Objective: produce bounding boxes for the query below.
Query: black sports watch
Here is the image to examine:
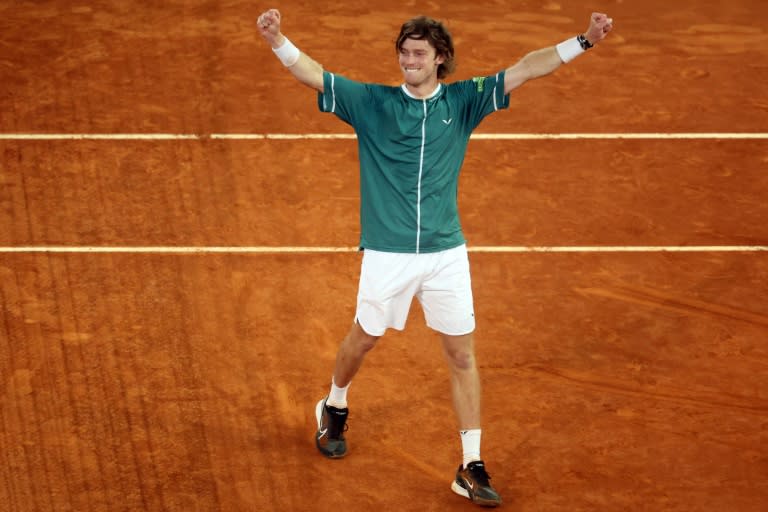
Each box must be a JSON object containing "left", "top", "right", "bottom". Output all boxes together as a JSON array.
[{"left": 577, "top": 34, "right": 593, "bottom": 50}]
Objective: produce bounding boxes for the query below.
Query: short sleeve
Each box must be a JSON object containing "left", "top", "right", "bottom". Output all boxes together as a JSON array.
[
  {"left": 451, "top": 71, "right": 510, "bottom": 130},
  {"left": 317, "top": 71, "right": 370, "bottom": 126}
]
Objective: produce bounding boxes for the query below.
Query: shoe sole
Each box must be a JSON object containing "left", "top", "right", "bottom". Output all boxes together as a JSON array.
[
  {"left": 451, "top": 480, "right": 470, "bottom": 499},
  {"left": 315, "top": 398, "right": 325, "bottom": 430},
  {"left": 451, "top": 480, "right": 501, "bottom": 508}
]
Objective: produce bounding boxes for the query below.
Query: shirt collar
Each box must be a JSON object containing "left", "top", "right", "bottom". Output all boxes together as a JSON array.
[{"left": 400, "top": 82, "right": 442, "bottom": 100}]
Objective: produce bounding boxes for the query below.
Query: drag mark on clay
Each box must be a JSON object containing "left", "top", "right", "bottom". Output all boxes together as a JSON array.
[
  {"left": 521, "top": 365, "right": 768, "bottom": 415},
  {"left": 574, "top": 285, "right": 768, "bottom": 327},
  {"left": 389, "top": 445, "right": 448, "bottom": 483}
]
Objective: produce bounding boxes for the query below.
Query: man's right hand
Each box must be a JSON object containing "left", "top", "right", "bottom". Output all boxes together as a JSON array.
[{"left": 258, "top": 8, "right": 285, "bottom": 47}]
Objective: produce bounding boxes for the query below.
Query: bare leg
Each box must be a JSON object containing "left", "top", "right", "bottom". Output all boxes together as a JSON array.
[
  {"left": 440, "top": 332, "right": 481, "bottom": 430},
  {"left": 332, "top": 321, "right": 380, "bottom": 387},
  {"left": 316, "top": 322, "right": 378, "bottom": 458}
]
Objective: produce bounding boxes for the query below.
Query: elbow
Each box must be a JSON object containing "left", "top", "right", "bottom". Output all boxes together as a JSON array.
[
  {"left": 309, "top": 64, "right": 324, "bottom": 92},
  {"left": 524, "top": 48, "right": 560, "bottom": 79},
  {"left": 519, "top": 56, "right": 537, "bottom": 81}
]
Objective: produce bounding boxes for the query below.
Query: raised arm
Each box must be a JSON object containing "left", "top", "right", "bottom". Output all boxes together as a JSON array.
[
  {"left": 504, "top": 12, "right": 613, "bottom": 94},
  {"left": 258, "top": 9, "right": 324, "bottom": 92}
]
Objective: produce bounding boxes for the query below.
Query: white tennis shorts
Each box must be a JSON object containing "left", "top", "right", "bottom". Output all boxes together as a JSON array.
[{"left": 355, "top": 244, "right": 475, "bottom": 336}]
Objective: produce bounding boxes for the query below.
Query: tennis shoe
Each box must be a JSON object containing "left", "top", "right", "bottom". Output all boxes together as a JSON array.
[
  {"left": 451, "top": 460, "right": 502, "bottom": 507},
  {"left": 315, "top": 397, "right": 348, "bottom": 458}
]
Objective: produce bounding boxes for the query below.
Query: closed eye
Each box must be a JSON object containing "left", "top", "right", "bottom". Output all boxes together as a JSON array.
[{"left": 400, "top": 49, "right": 428, "bottom": 58}]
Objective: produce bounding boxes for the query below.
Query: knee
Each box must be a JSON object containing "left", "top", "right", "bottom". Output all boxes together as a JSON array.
[
  {"left": 445, "top": 346, "right": 475, "bottom": 371},
  {"left": 441, "top": 333, "right": 476, "bottom": 371},
  {"left": 345, "top": 325, "right": 380, "bottom": 354},
  {"left": 354, "top": 335, "right": 379, "bottom": 354}
]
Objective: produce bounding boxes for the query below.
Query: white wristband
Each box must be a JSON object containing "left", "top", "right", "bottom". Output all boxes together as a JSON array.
[
  {"left": 272, "top": 37, "right": 300, "bottom": 67},
  {"left": 555, "top": 36, "right": 585, "bottom": 64}
]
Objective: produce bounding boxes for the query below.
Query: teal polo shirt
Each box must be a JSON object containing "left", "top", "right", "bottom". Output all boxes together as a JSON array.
[{"left": 318, "top": 70, "right": 509, "bottom": 253}]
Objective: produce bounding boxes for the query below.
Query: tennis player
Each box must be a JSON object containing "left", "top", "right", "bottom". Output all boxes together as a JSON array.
[{"left": 257, "top": 9, "right": 613, "bottom": 507}]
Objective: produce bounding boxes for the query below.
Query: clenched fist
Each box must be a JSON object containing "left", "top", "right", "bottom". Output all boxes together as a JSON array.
[
  {"left": 584, "top": 12, "right": 613, "bottom": 45},
  {"left": 257, "top": 8, "right": 283, "bottom": 45}
]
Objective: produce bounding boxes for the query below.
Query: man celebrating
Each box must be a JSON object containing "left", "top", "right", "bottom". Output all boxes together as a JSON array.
[{"left": 257, "top": 8, "right": 612, "bottom": 507}]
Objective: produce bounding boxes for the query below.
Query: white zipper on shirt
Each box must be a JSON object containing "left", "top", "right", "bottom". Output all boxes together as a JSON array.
[
  {"left": 399, "top": 83, "right": 441, "bottom": 254},
  {"left": 416, "top": 98, "right": 427, "bottom": 254}
]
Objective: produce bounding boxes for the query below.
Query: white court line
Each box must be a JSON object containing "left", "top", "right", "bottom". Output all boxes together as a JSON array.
[
  {"left": 1, "top": 133, "right": 768, "bottom": 140},
  {"left": 470, "top": 133, "right": 768, "bottom": 140},
  {"left": 0, "top": 133, "right": 201, "bottom": 140},
  {"left": 0, "top": 246, "right": 356, "bottom": 253},
  {"left": 1, "top": 134, "right": 763, "bottom": 254},
  {"left": 0, "top": 246, "right": 765, "bottom": 254}
]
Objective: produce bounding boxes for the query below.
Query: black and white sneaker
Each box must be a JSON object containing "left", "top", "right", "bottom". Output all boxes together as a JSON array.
[
  {"left": 314, "top": 397, "right": 348, "bottom": 458},
  {"left": 451, "top": 460, "right": 502, "bottom": 507}
]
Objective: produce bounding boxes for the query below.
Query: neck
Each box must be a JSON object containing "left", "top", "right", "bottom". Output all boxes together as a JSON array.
[{"left": 403, "top": 80, "right": 441, "bottom": 99}]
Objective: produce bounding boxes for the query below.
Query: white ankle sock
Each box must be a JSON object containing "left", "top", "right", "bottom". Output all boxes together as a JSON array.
[
  {"left": 327, "top": 378, "right": 350, "bottom": 408},
  {"left": 460, "top": 429, "right": 482, "bottom": 468}
]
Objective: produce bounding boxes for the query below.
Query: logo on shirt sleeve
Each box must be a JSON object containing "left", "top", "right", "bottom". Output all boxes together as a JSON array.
[{"left": 472, "top": 76, "right": 486, "bottom": 92}]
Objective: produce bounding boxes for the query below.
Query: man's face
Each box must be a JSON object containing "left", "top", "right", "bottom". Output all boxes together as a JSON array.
[{"left": 398, "top": 37, "right": 445, "bottom": 86}]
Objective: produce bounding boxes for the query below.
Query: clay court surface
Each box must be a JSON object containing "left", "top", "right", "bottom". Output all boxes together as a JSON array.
[{"left": 1, "top": 1, "right": 767, "bottom": 511}]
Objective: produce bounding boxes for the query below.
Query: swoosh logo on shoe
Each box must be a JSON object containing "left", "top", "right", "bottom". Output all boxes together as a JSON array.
[{"left": 319, "top": 428, "right": 327, "bottom": 438}]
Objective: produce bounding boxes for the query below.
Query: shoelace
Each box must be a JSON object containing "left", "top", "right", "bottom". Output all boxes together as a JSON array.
[
  {"left": 328, "top": 421, "right": 349, "bottom": 439},
  {"left": 326, "top": 409, "right": 349, "bottom": 439},
  {"left": 467, "top": 464, "right": 492, "bottom": 486}
]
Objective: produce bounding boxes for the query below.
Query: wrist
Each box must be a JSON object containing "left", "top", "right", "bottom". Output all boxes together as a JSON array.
[
  {"left": 272, "top": 36, "right": 300, "bottom": 67},
  {"left": 555, "top": 35, "right": 589, "bottom": 63},
  {"left": 270, "top": 34, "right": 286, "bottom": 50},
  {"left": 577, "top": 34, "right": 593, "bottom": 50}
]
